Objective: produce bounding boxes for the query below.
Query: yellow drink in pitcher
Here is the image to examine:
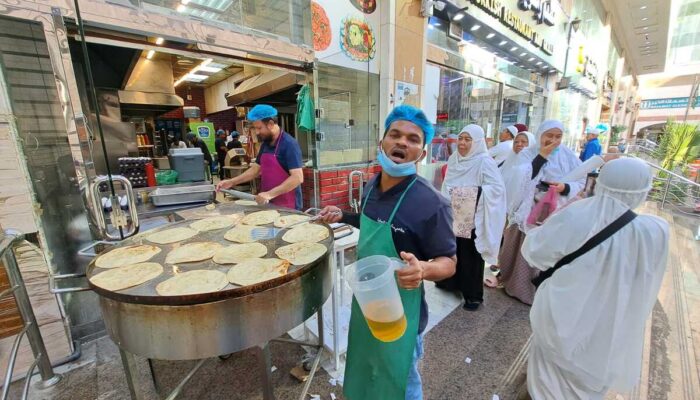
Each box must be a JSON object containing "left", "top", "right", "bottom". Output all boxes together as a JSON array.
[{"left": 363, "top": 300, "right": 407, "bottom": 342}]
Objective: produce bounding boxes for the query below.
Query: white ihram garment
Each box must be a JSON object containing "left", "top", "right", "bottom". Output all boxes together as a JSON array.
[
  {"left": 442, "top": 125, "right": 507, "bottom": 265},
  {"left": 522, "top": 158, "right": 669, "bottom": 400}
]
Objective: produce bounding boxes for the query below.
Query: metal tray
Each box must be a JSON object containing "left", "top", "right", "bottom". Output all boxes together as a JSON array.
[{"left": 150, "top": 184, "right": 215, "bottom": 206}]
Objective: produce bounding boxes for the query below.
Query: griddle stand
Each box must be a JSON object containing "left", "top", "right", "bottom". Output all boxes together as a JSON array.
[{"left": 119, "top": 308, "right": 325, "bottom": 400}]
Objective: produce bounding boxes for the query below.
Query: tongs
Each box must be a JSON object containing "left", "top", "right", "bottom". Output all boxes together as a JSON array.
[{"left": 251, "top": 208, "right": 341, "bottom": 240}]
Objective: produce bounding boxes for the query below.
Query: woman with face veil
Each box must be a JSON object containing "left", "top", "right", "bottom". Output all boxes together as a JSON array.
[
  {"left": 437, "top": 124, "right": 506, "bottom": 310},
  {"left": 498, "top": 120, "right": 585, "bottom": 305}
]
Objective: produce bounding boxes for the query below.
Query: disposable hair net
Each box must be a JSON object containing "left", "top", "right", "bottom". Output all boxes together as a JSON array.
[
  {"left": 384, "top": 105, "right": 435, "bottom": 148},
  {"left": 247, "top": 104, "right": 278, "bottom": 121},
  {"left": 595, "top": 157, "right": 652, "bottom": 209}
]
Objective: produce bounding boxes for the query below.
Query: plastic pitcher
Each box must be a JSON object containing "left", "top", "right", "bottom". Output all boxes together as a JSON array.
[{"left": 346, "top": 255, "right": 406, "bottom": 342}]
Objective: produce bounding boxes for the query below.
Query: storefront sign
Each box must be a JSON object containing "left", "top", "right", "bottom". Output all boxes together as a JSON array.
[
  {"left": 640, "top": 97, "right": 700, "bottom": 110},
  {"left": 517, "top": 0, "right": 557, "bottom": 26},
  {"left": 470, "top": 0, "right": 556, "bottom": 55},
  {"left": 575, "top": 45, "right": 598, "bottom": 85}
]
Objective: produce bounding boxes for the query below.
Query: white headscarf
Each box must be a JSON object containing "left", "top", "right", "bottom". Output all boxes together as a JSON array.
[
  {"left": 510, "top": 120, "right": 585, "bottom": 231},
  {"left": 523, "top": 157, "right": 668, "bottom": 394},
  {"left": 442, "top": 125, "right": 506, "bottom": 264},
  {"left": 500, "top": 131, "right": 536, "bottom": 220}
]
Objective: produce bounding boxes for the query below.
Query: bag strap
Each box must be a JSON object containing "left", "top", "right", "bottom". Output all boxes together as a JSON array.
[{"left": 533, "top": 209, "right": 637, "bottom": 287}]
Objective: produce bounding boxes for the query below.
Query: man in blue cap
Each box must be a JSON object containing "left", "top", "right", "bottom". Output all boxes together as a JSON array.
[
  {"left": 580, "top": 127, "right": 602, "bottom": 162},
  {"left": 319, "top": 105, "right": 457, "bottom": 400},
  {"left": 216, "top": 105, "right": 303, "bottom": 209}
]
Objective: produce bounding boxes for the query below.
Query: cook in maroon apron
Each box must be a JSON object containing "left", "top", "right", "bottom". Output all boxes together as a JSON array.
[{"left": 259, "top": 132, "right": 297, "bottom": 209}]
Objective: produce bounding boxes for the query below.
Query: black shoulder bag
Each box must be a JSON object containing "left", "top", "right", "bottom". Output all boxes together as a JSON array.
[{"left": 531, "top": 210, "right": 637, "bottom": 288}]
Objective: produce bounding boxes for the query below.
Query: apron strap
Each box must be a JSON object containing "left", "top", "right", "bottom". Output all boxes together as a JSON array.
[
  {"left": 361, "top": 176, "right": 418, "bottom": 223},
  {"left": 273, "top": 131, "right": 284, "bottom": 156}
]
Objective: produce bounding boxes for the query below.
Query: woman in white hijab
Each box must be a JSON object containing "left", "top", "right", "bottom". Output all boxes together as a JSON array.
[
  {"left": 437, "top": 125, "right": 506, "bottom": 310},
  {"left": 498, "top": 120, "right": 585, "bottom": 305},
  {"left": 522, "top": 157, "right": 668, "bottom": 400}
]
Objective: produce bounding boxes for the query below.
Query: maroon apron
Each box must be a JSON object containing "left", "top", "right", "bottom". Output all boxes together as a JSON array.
[{"left": 260, "top": 132, "right": 297, "bottom": 209}]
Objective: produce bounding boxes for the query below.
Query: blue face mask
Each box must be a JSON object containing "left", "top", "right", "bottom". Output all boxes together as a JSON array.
[
  {"left": 377, "top": 148, "right": 418, "bottom": 177},
  {"left": 552, "top": 147, "right": 560, "bottom": 155}
]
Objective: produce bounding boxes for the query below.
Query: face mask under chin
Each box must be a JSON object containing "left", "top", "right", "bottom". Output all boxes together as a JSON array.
[{"left": 377, "top": 148, "right": 420, "bottom": 177}]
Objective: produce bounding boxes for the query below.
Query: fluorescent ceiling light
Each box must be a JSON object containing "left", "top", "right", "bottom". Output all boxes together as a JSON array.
[
  {"left": 199, "top": 66, "right": 223, "bottom": 73},
  {"left": 146, "top": 50, "right": 155, "bottom": 59},
  {"left": 640, "top": 5, "right": 647, "bottom": 10},
  {"left": 453, "top": 13, "right": 465, "bottom": 21},
  {"left": 155, "top": 37, "right": 164, "bottom": 45},
  {"left": 510, "top": 46, "right": 518, "bottom": 51},
  {"left": 486, "top": 33, "right": 495, "bottom": 39},
  {"left": 642, "top": 17, "right": 648, "bottom": 21},
  {"left": 536, "top": 61, "right": 542, "bottom": 65},
  {"left": 520, "top": 52, "right": 527, "bottom": 56},
  {"left": 470, "top": 25, "right": 481, "bottom": 31},
  {"left": 176, "top": 4, "right": 186, "bottom": 12},
  {"left": 528, "top": 57, "right": 535, "bottom": 61},
  {"left": 499, "top": 41, "right": 507, "bottom": 46},
  {"left": 643, "top": 26, "right": 648, "bottom": 30}
]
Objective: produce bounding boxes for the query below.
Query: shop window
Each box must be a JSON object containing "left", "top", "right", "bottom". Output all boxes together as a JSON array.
[{"left": 315, "top": 63, "right": 379, "bottom": 168}]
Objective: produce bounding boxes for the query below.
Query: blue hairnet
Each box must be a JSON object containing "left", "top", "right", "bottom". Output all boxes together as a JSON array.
[
  {"left": 247, "top": 104, "right": 278, "bottom": 121},
  {"left": 230, "top": 130, "right": 240, "bottom": 138},
  {"left": 384, "top": 105, "right": 435, "bottom": 147},
  {"left": 216, "top": 129, "right": 225, "bottom": 136},
  {"left": 595, "top": 123, "right": 609, "bottom": 132}
]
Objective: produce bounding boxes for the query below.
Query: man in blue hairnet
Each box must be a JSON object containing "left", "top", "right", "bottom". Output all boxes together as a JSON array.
[
  {"left": 216, "top": 105, "right": 303, "bottom": 209},
  {"left": 318, "top": 105, "right": 456, "bottom": 400}
]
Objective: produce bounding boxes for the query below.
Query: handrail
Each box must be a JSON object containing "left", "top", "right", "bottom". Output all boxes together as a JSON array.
[{"left": 0, "top": 229, "right": 61, "bottom": 397}]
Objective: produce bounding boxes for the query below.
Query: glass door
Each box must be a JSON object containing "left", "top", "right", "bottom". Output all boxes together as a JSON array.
[{"left": 501, "top": 86, "right": 532, "bottom": 129}]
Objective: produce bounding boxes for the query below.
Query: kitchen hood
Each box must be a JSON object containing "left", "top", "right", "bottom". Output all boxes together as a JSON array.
[
  {"left": 226, "top": 69, "right": 305, "bottom": 107},
  {"left": 118, "top": 57, "right": 183, "bottom": 111}
]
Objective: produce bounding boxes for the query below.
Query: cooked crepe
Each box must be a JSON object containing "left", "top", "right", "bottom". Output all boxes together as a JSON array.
[
  {"left": 95, "top": 245, "right": 161, "bottom": 269},
  {"left": 213, "top": 243, "right": 268, "bottom": 264},
  {"left": 223, "top": 224, "right": 257, "bottom": 243},
  {"left": 241, "top": 210, "right": 280, "bottom": 226},
  {"left": 189, "top": 215, "right": 241, "bottom": 232},
  {"left": 90, "top": 262, "right": 163, "bottom": 291},
  {"left": 165, "top": 242, "right": 223, "bottom": 264},
  {"left": 234, "top": 200, "right": 258, "bottom": 206},
  {"left": 273, "top": 214, "right": 310, "bottom": 228},
  {"left": 275, "top": 242, "right": 327, "bottom": 266},
  {"left": 147, "top": 227, "right": 198, "bottom": 244},
  {"left": 282, "top": 223, "right": 329, "bottom": 243},
  {"left": 226, "top": 258, "right": 290, "bottom": 286},
  {"left": 155, "top": 270, "right": 228, "bottom": 296}
]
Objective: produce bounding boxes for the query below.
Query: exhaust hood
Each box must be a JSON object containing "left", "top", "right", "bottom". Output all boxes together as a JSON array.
[
  {"left": 226, "top": 69, "right": 305, "bottom": 107},
  {"left": 118, "top": 57, "right": 184, "bottom": 111}
]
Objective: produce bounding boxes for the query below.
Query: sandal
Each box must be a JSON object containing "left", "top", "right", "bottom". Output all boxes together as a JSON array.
[{"left": 484, "top": 275, "right": 499, "bottom": 288}]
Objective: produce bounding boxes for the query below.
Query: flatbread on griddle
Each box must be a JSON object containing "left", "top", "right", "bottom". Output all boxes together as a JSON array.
[
  {"left": 223, "top": 224, "right": 257, "bottom": 243},
  {"left": 165, "top": 242, "right": 223, "bottom": 264},
  {"left": 155, "top": 270, "right": 228, "bottom": 296},
  {"left": 273, "top": 214, "right": 310, "bottom": 228},
  {"left": 189, "top": 214, "right": 241, "bottom": 232},
  {"left": 282, "top": 223, "right": 329, "bottom": 243},
  {"left": 241, "top": 210, "right": 280, "bottom": 226},
  {"left": 234, "top": 200, "right": 258, "bottom": 206},
  {"left": 213, "top": 243, "right": 268, "bottom": 264},
  {"left": 95, "top": 245, "right": 161, "bottom": 269},
  {"left": 147, "top": 227, "right": 198, "bottom": 244},
  {"left": 275, "top": 242, "right": 327, "bottom": 266},
  {"left": 90, "top": 262, "right": 163, "bottom": 291},
  {"left": 226, "top": 258, "right": 290, "bottom": 287}
]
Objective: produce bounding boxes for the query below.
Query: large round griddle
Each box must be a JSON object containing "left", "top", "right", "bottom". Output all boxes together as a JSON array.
[
  {"left": 87, "top": 203, "right": 332, "bottom": 305},
  {"left": 88, "top": 203, "right": 334, "bottom": 360}
]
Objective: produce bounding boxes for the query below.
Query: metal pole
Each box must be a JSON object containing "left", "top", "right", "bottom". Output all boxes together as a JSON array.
[
  {"left": 1, "top": 230, "right": 61, "bottom": 388},
  {"left": 255, "top": 343, "right": 275, "bottom": 400},
  {"left": 684, "top": 74, "right": 698, "bottom": 123},
  {"left": 661, "top": 175, "right": 673, "bottom": 209}
]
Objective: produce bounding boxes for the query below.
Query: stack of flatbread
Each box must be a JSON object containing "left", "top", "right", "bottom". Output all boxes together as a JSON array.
[
  {"left": 213, "top": 243, "right": 268, "bottom": 264},
  {"left": 95, "top": 245, "right": 161, "bottom": 269},
  {"left": 90, "top": 263, "right": 163, "bottom": 291},
  {"left": 275, "top": 242, "right": 327, "bottom": 266},
  {"left": 147, "top": 227, "right": 198, "bottom": 244},
  {"left": 227, "top": 258, "right": 290, "bottom": 286},
  {"left": 165, "top": 242, "right": 222, "bottom": 264},
  {"left": 282, "top": 224, "right": 329, "bottom": 243},
  {"left": 241, "top": 210, "right": 280, "bottom": 225},
  {"left": 155, "top": 270, "right": 229, "bottom": 296}
]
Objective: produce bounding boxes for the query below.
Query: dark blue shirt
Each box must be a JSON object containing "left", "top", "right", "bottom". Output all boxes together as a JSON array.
[
  {"left": 341, "top": 173, "right": 457, "bottom": 333},
  {"left": 580, "top": 137, "right": 602, "bottom": 162},
  {"left": 256, "top": 132, "right": 303, "bottom": 210}
]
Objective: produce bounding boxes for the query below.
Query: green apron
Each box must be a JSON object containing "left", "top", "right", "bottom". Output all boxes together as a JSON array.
[{"left": 343, "top": 178, "right": 422, "bottom": 400}]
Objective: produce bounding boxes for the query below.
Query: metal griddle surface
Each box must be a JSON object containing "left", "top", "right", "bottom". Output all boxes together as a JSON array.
[{"left": 86, "top": 203, "right": 333, "bottom": 306}]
